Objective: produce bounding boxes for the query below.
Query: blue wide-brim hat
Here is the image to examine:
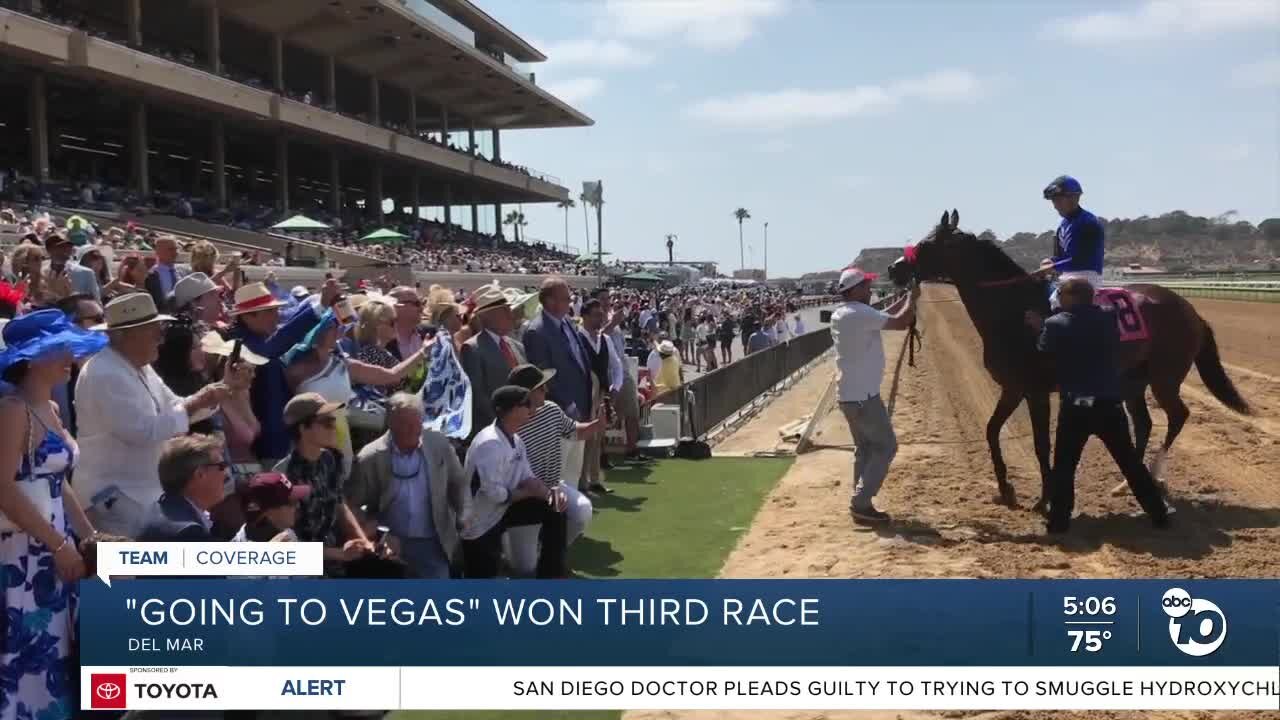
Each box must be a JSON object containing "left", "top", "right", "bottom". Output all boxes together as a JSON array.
[
  {"left": 0, "top": 309, "right": 108, "bottom": 377},
  {"left": 283, "top": 309, "right": 338, "bottom": 366}
]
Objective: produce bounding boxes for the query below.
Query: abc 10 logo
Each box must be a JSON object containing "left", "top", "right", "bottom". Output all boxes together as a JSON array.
[{"left": 1161, "top": 587, "right": 1227, "bottom": 657}]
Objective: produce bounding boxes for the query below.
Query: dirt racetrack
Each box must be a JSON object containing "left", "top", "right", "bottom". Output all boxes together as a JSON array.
[{"left": 628, "top": 285, "right": 1280, "bottom": 720}]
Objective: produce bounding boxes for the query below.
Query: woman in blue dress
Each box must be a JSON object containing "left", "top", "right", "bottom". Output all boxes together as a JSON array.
[{"left": 0, "top": 310, "right": 106, "bottom": 720}]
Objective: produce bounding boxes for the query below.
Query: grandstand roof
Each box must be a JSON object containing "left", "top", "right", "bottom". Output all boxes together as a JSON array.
[{"left": 193, "top": 0, "right": 588, "bottom": 130}]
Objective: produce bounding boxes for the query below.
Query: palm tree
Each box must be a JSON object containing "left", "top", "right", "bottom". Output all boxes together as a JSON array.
[
  {"left": 733, "top": 207, "right": 751, "bottom": 270},
  {"left": 556, "top": 197, "right": 576, "bottom": 251},
  {"left": 503, "top": 209, "right": 528, "bottom": 243}
]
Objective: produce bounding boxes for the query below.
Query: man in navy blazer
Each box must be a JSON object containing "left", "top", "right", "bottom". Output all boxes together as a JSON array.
[
  {"left": 522, "top": 278, "right": 593, "bottom": 421},
  {"left": 137, "top": 435, "right": 229, "bottom": 541}
]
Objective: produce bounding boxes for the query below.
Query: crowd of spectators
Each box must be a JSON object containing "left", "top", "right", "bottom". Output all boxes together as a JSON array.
[{"left": 1, "top": 208, "right": 834, "bottom": 717}]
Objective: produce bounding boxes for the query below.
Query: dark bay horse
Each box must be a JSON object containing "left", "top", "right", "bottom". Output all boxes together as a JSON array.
[{"left": 887, "top": 210, "right": 1251, "bottom": 512}]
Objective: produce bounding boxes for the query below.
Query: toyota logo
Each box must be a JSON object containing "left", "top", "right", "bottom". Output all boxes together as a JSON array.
[{"left": 95, "top": 682, "right": 122, "bottom": 700}]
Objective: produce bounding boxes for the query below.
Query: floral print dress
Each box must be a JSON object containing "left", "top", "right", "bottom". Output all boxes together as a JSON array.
[{"left": 0, "top": 414, "right": 78, "bottom": 720}]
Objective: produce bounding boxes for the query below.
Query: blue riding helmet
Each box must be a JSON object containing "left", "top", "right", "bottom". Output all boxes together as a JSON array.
[{"left": 1043, "top": 175, "right": 1083, "bottom": 199}]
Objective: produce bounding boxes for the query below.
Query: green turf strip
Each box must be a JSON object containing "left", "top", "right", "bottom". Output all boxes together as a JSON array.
[{"left": 391, "top": 457, "right": 792, "bottom": 720}]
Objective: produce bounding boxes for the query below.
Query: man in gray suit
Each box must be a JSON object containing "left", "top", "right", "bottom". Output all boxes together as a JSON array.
[
  {"left": 460, "top": 286, "right": 526, "bottom": 439},
  {"left": 347, "top": 393, "right": 468, "bottom": 578},
  {"left": 523, "top": 278, "right": 592, "bottom": 421}
]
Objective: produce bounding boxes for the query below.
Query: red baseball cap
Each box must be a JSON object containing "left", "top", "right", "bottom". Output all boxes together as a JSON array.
[{"left": 242, "top": 472, "right": 310, "bottom": 513}]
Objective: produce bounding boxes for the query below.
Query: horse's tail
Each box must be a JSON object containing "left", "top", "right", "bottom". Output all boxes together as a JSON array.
[{"left": 1195, "top": 324, "right": 1250, "bottom": 415}]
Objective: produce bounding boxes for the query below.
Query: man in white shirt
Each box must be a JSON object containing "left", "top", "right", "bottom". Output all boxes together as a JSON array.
[
  {"left": 461, "top": 385, "right": 569, "bottom": 578},
  {"left": 793, "top": 314, "right": 806, "bottom": 336},
  {"left": 75, "top": 293, "right": 229, "bottom": 536},
  {"left": 830, "top": 267, "right": 919, "bottom": 524}
]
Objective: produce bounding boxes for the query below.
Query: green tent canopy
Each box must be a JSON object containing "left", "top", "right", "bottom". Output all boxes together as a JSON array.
[
  {"left": 576, "top": 251, "right": 611, "bottom": 262},
  {"left": 622, "top": 271, "right": 663, "bottom": 284},
  {"left": 359, "top": 228, "right": 409, "bottom": 244},
  {"left": 271, "top": 215, "right": 330, "bottom": 231}
]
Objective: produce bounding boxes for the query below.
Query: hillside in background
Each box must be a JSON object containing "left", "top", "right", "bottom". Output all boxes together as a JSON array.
[{"left": 844, "top": 211, "right": 1280, "bottom": 275}]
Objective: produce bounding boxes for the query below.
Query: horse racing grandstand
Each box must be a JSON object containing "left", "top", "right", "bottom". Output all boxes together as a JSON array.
[{"left": 0, "top": 0, "right": 590, "bottom": 277}]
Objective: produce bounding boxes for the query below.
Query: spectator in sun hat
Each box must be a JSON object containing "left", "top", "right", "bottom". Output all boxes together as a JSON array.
[
  {"left": 229, "top": 279, "right": 339, "bottom": 464},
  {"left": 74, "top": 292, "right": 231, "bottom": 537},
  {"left": 170, "top": 272, "right": 223, "bottom": 325},
  {"left": 0, "top": 309, "right": 106, "bottom": 720},
  {"left": 232, "top": 471, "right": 310, "bottom": 543},
  {"left": 462, "top": 284, "right": 524, "bottom": 438}
]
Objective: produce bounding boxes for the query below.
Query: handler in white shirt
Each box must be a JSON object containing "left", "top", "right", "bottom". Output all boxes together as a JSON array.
[
  {"left": 829, "top": 268, "right": 919, "bottom": 525},
  {"left": 74, "top": 293, "right": 228, "bottom": 536}
]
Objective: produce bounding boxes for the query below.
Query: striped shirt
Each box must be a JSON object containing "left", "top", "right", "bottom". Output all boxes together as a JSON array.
[{"left": 520, "top": 401, "right": 576, "bottom": 487}]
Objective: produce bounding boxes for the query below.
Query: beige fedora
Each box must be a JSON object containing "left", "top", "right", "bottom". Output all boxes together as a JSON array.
[
  {"left": 229, "top": 282, "right": 288, "bottom": 316},
  {"left": 93, "top": 292, "right": 174, "bottom": 331},
  {"left": 200, "top": 331, "right": 268, "bottom": 366}
]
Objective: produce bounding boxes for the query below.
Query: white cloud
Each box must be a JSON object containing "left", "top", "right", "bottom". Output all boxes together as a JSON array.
[
  {"left": 756, "top": 138, "right": 792, "bottom": 154},
  {"left": 544, "top": 77, "right": 605, "bottom": 105},
  {"left": 1231, "top": 56, "right": 1280, "bottom": 88},
  {"left": 541, "top": 38, "right": 655, "bottom": 69},
  {"left": 1206, "top": 142, "right": 1253, "bottom": 162},
  {"left": 1047, "top": 0, "right": 1279, "bottom": 45},
  {"left": 599, "top": 0, "right": 789, "bottom": 51},
  {"left": 685, "top": 69, "right": 985, "bottom": 131}
]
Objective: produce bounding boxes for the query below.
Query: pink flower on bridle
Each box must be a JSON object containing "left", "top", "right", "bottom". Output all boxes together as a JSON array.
[{"left": 903, "top": 245, "right": 918, "bottom": 264}]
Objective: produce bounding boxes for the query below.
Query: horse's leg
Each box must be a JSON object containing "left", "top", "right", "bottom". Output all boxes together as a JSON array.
[
  {"left": 987, "top": 387, "right": 1022, "bottom": 506},
  {"left": 1148, "top": 380, "right": 1190, "bottom": 498},
  {"left": 1112, "top": 391, "right": 1155, "bottom": 497},
  {"left": 1024, "top": 391, "right": 1053, "bottom": 515}
]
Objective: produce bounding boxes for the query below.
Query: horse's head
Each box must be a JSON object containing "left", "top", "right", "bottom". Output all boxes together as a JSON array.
[{"left": 888, "top": 208, "right": 977, "bottom": 287}]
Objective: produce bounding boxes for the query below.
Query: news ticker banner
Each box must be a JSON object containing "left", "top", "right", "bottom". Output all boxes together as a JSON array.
[{"left": 78, "top": 573, "right": 1278, "bottom": 711}]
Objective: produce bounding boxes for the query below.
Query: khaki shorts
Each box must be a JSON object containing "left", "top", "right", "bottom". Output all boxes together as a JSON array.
[{"left": 614, "top": 371, "right": 640, "bottom": 420}]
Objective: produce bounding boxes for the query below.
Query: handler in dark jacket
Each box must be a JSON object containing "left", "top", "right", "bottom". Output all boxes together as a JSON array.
[
  {"left": 1025, "top": 278, "right": 1169, "bottom": 534},
  {"left": 137, "top": 435, "right": 229, "bottom": 541}
]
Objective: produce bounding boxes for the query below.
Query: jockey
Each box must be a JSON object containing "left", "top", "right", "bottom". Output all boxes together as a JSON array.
[{"left": 1041, "top": 175, "right": 1104, "bottom": 310}]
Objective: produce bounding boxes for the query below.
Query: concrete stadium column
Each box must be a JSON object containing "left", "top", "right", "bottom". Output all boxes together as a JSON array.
[
  {"left": 325, "top": 56, "right": 337, "bottom": 110},
  {"left": 130, "top": 100, "right": 149, "bottom": 195},
  {"left": 28, "top": 73, "right": 49, "bottom": 183},
  {"left": 369, "top": 77, "right": 380, "bottom": 124},
  {"left": 275, "top": 135, "right": 289, "bottom": 213},
  {"left": 492, "top": 128, "right": 501, "bottom": 161},
  {"left": 407, "top": 94, "right": 417, "bottom": 138},
  {"left": 440, "top": 107, "right": 449, "bottom": 141},
  {"left": 468, "top": 123, "right": 476, "bottom": 154},
  {"left": 211, "top": 120, "right": 226, "bottom": 209},
  {"left": 205, "top": 1, "right": 221, "bottom": 74},
  {"left": 410, "top": 174, "right": 421, "bottom": 219},
  {"left": 329, "top": 152, "right": 341, "bottom": 215},
  {"left": 271, "top": 34, "right": 284, "bottom": 93},
  {"left": 126, "top": 0, "right": 141, "bottom": 47},
  {"left": 443, "top": 183, "right": 452, "bottom": 227},
  {"left": 370, "top": 163, "right": 384, "bottom": 220},
  {"left": 470, "top": 204, "right": 478, "bottom": 233},
  {"left": 494, "top": 202, "right": 502, "bottom": 244}
]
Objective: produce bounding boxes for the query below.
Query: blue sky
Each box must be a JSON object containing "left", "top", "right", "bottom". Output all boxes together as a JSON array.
[{"left": 487, "top": 0, "right": 1279, "bottom": 277}]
